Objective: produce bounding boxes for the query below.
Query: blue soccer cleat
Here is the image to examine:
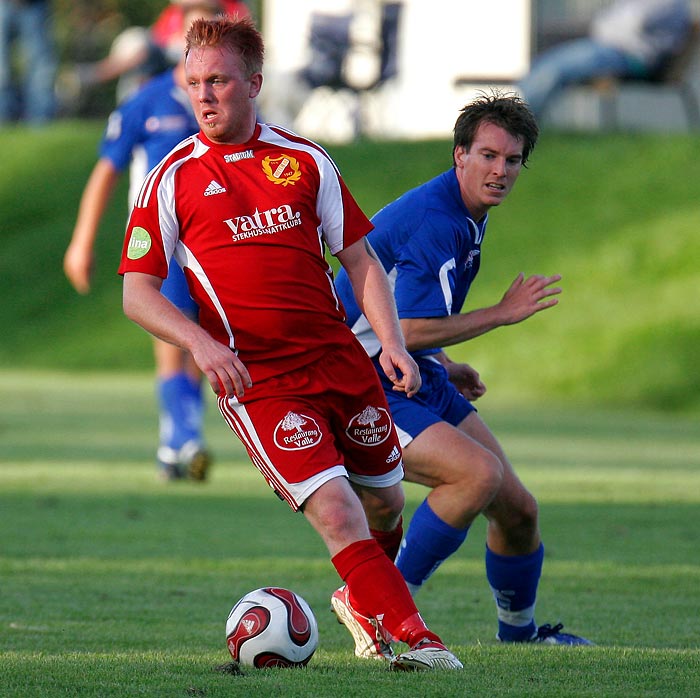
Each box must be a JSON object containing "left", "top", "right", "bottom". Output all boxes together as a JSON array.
[
  {"left": 498, "top": 622, "right": 594, "bottom": 645},
  {"left": 529, "top": 623, "right": 594, "bottom": 646}
]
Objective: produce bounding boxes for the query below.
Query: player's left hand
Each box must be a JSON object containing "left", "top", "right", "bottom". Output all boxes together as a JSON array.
[
  {"left": 447, "top": 362, "right": 486, "bottom": 401},
  {"left": 378, "top": 346, "right": 421, "bottom": 398},
  {"left": 498, "top": 272, "right": 562, "bottom": 324},
  {"left": 63, "top": 241, "right": 94, "bottom": 294}
]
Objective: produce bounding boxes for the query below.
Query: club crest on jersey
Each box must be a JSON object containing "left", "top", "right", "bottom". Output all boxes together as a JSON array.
[
  {"left": 262, "top": 154, "right": 301, "bottom": 186},
  {"left": 274, "top": 411, "right": 323, "bottom": 450},
  {"left": 346, "top": 406, "right": 392, "bottom": 446}
]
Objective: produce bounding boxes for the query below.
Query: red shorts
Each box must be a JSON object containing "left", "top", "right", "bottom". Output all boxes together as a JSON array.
[{"left": 217, "top": 341, "right": 404, "bottom": 511}]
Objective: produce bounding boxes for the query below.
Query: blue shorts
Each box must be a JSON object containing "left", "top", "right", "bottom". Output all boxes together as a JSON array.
[
  {"left": 161, "top": 260, "right": 198, "bottom": 316},
  {"left": 375, "top": 354, "right": 476, "bottom": 448}
]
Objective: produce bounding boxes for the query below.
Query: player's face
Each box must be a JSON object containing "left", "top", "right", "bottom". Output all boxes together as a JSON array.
[
  {"left": 185, "top": 45, "right": 262, "bottom": 144},
  {"left": 454, "top": 121, "right": 524, "bottom": 222}
]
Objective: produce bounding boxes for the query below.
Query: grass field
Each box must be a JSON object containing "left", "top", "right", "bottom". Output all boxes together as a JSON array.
[
  {"left": 2, "top": 370, "right": 699, "bottom": 697},
  {"left": 2, "top": 120, "right": 699, "bottom": 695}
]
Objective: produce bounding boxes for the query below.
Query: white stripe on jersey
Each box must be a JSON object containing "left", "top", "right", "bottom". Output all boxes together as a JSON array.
[
  {"left": 467, "top": 216, "right": 485, "bottom": 245},
  {"left": 259, "top": 123, "right": 350, "bottom": 314},
  {"left": 132, "top": 136, "right": 207, "bottom": 267},
  {"left": 135, "top": 152, "right": 165, "bottom": 209},
  {"left": 134, "top": 135, "right": 203, "bottom": 209},
  {"left": 128, "top": 145, "right": 147, "bottom": 210},
  {"left": 263, "top": 123, "right": 341, "bottom": 175},
  {"left": 439, "top": 258, "right": 457, "bottom": 315},
  {"left": 173, "top": 242, "right": 238, "bottom": 352}
]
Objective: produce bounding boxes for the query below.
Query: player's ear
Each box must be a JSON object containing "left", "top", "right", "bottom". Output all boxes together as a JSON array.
[
  {"left": 453, "top": 145, "right": 467, "bottom": 168},
  {"left": 249, "top": 72, "right": 263, "bottom": 98}
]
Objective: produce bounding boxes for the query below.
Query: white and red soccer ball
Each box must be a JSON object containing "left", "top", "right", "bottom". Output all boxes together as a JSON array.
[{"left": 225, "top": 587, "right": 318, "bottom": 668}]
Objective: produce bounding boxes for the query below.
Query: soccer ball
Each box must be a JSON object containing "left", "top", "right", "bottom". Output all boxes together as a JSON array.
[{"left": 225, "top": 587, "right": 319, "bottom": 668}]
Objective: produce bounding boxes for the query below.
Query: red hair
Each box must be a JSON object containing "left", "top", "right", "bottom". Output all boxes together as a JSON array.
[{"left": 185, "top": 15, "right": 264, "bottom": 77}]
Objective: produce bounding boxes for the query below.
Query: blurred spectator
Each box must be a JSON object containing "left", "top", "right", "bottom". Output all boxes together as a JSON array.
[
  {"left": 518, "top": 0, "right": 692, "bottom": 119},
  {"left": 66, "top": 0, "right": 248, "bottom": 104},
  {"left": 0, "top": 0, "right": 57, "bottom": 125}
]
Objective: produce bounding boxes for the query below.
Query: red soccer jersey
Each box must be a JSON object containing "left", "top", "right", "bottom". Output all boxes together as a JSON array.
[{"left": 118, "top": 123, "right": 373, "bottom": 385}]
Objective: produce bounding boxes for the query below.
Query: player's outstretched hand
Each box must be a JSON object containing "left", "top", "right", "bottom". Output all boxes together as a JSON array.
[
  {"left": 498, "top": 272, "right": 562, "bottom": 325},
  {"left": 378, "top": 345, "right": 421, "bottom": 398}
]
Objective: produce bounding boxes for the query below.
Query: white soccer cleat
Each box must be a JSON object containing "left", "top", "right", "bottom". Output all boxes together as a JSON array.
[
  {"left": 330, "top": 585, "right": 395, "bottom": 660},
  {"left": 390, "top": 639, "right": 463, "bottom": 671}
]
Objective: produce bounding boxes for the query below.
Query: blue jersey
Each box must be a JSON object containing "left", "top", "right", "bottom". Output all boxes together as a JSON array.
[
  {"left": 100, "top": 69, "right": 198, "bottom": 207},
  {"left": 100, "top": 69, "right": 198, "bottom": 312},
  {"left": 335, "top": 168, "right": 488, "bottom": 358}
]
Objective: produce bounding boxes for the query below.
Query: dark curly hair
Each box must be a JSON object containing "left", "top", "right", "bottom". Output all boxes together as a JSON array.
[{"left": 453, "top": 90, "right": 539, "bottom": 166}]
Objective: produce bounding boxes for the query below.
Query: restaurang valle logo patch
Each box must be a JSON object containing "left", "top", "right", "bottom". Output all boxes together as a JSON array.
[
  {"left": 274, "top": 411, "right": 322, "bottom": 450},
  {"left": 346, "top": 406, "right": 392, "bottom": 446}
]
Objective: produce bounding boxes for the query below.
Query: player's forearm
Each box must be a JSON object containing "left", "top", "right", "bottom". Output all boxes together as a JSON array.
[
  {"left": 122, "top": 273, "right": 202, "bottom": 353},
  {"left": 71, "top": 161, "right": 120, "bottom": 247},
  {"left": 355, "top": 257, "right": 407, "bottom": 351},
  {"left": 401, "top": 304, "right": 506, "bottom": 352}
]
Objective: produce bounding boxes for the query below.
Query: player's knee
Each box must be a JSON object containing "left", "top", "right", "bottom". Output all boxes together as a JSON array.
[
  {"left": 447, "top": 449, "right": 503, "bottom": 515},
  {"left": 358, "top": 485, "right": 404, "bottom": 530},
  {"left": 519, "top": 492, "right": 539, "bottom": 533},
  {"left": 504, "top": 492, "right": 540, "bottom": 541},
  {"left": 365, "top": 494, "right": 404, "bottom": 531},
  {"left": 470, "top": 449, "right": 505, "bottom": 502}
]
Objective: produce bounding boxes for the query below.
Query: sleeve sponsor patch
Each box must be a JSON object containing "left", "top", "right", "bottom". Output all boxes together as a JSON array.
[{"left": 126, "top": 227, "right": 152, "bottom": 259}]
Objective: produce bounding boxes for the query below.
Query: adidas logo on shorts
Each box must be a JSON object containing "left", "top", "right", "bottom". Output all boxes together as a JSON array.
[
  {"left": 385, "top": 445, "right": 401, "bottom": 464},
  {"left": 204, "top": 180, "right": 226, "bottom": 196}
]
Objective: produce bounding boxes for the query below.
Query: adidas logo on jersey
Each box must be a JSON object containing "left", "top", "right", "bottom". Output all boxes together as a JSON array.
[
  {"left": 386, "top": 445, "right": 401, "bottom": 464},
  {"left": 204, "top": 180, "right": 226, "bottom": 196}
]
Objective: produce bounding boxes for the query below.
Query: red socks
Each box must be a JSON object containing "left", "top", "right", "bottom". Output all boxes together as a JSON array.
[
  {"left": 370, "top": 515, "right": 403, "bottom": 562},
  {"left": 331, "top": 538, "right": 442, "bottom": 647}
]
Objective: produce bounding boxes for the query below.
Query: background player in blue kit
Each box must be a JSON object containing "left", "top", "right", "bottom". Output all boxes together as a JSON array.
[
  {"left": 64, "top": 1, "right": 222, "bottom": 481},
  {"left": 334, "top": 92, "right": 593, "bottom": 648}
]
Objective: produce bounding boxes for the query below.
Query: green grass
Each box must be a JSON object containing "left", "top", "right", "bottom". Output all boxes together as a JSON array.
[
  {"left": 2, "top": 121, "right": 699, "bottom": 693},
  {"left": 1, "top": 124, "right": 699, "bottom": 412},
  {"left": 2, "top": 370, "right": 699, "bottom": 696}
]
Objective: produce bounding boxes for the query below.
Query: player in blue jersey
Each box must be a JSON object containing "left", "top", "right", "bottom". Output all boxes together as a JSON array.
[
  {"left": 64, "top": 2, "right": 222, "bottom": 481},
  {"left": 334, "top": 92, "right": 593, "bottom": 648}
]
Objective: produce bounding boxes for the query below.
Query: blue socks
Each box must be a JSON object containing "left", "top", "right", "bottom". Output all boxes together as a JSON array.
[
  {"left": 486, "top": 542, "right": 544, "bottom": 641},
  {"left": 395, "top": 498, "right": 545, "bottom": 641},
  {"left": 395, "top": 499, "right": 469, "bottom": 594},
  {"left": 158, "top": 372, "right": 204, "bottom": 451}
]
